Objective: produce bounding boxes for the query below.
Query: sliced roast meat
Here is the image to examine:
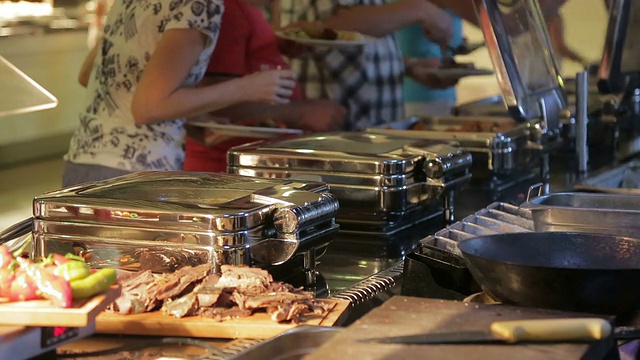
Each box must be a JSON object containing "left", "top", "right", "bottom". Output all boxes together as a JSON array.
[
  {"left": 108, "top": 264, "right": 329, "bottom": 323},
  {"left": 195, "top": 286, "right": 235, "bottom": 308},
  {"left": 161, "top": 292, "right": 199, "bottom": 319},
  {"left": 111, "top": 296, "right": 146, "bottom": 315},
  {"left": 216, "top": 265, "right": 272, "bottom": 294},
  {"left": 243, "top": 291, "right": 314, "bottom": 310},
  {"left": 199, "top": 306, "right": 252, "bottom": 322},
  {"left": 150, "top": 263, "right": 214, "bottom": 300}
]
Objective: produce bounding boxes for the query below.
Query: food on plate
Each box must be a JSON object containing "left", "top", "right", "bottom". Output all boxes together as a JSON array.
[
  {"left": 336, "top": 31, "right": 364, "bottom": 41},
  {"left": 108, "top": 264, "right": 331, "bottom": 323},
  {"left": 409, "top": 119, "right": 517, "bottom": 133},
  {"left": 282, "top": 23, "right": 364, "bottom": 42},
  {"left": 0, "top": 244, "right": 117, "bottom": 308}
]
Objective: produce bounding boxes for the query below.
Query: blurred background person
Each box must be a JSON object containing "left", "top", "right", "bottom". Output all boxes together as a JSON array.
[
  {"left": 397, "top": 8, "right": 465, "bottom": 116},
  {"left": 64, "top": 0, "right": 297, "bottom": 186},
  {"left": 86, "top": 0, "right": 113, "bottom": 48},
  {"left": 278, "top": 0, "right": 455, "bottom": 130},
  {"left": 546, "top": 11, "right": 588, "bottom": 70},
  {"left": 183, "top": 0, "right": 346, "bottom": 173}
]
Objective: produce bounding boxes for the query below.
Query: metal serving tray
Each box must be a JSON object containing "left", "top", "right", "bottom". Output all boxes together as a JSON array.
[
  {"left": 520, "top": 192, "right": 640, "bottom": 238},
  {"left": 228, "top": 132, "right": 472, "bottom": 232},
  {"left": 369, "top": 116, "right": 549, "bottom": 177},
  {"left": 32, "top": 172, "right": 340, "bottom": 276}
]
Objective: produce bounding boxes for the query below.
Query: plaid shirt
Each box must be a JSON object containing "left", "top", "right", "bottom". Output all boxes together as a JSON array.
[{"left": 280, "top": 0, "right": 405, "bottom": 130}]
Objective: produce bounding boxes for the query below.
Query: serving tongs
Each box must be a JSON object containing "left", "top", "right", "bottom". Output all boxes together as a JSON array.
[{"left": 0, "top": 217, "right": 32, "bottom": 247}]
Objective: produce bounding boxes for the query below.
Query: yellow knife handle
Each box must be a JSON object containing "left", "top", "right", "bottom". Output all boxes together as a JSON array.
[{"left": 490, "top": 318, "right": 612, "bottom": 343}]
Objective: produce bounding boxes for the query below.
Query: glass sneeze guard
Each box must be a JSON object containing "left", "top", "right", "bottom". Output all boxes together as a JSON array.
[{"left": 0, "top": 55, "right": 57, "bottom": 118}]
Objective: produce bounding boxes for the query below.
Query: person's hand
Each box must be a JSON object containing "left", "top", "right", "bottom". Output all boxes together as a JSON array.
[
  {"left": 405, "top": 57, "right": 461, "bottom": 89},
  {"left": 237, "top": 69, "right": 297, "bottom": 104},
  {"left": 291, "top": 100, "right": 346, "bottom": 132},
  {"left": 421, "top": 6, "right": 454, "bottom": 50}
]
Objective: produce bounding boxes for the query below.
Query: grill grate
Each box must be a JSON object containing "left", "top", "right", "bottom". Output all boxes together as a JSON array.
[{"left": 421, "top": 202, "right": 534, "bottom": 255}]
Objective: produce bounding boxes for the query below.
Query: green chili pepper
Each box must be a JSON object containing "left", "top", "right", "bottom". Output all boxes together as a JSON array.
[
  {"left": 54, "top": 261, "right": 91, "bottom": 282},
  {"left": 70, "top": 268, "right": 117, "bottom": 299},
  {"left": 64, "top": 253, "right": 85, "bottom": 262}
]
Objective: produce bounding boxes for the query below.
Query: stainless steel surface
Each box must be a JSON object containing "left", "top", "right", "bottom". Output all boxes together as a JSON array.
[
  {"left": 575, "top": 159, "right": 640, "bottom": 194},
  {"left": 228, "top": 132, "right": 472, "bottom": 232},
  {"left": 0, "top": 55, "right": 57, "bottom": 118},
  {"left": 473, "top": 0, "right": 567, "bottom": 131},
  {"left": 576, "top": 71, "right": 590, "bottom": 173},
  {"left": 32, "top": 172, "right": 340, "bottom": 273},
  {"left": 521, "top": 192, "right": 640, "bottom": 237},
  {"left": 228, "top": 326, "right": 341, "bottom": 360},
  {"left": 331, "top": 261, "right": 403, "bottom": 307}
]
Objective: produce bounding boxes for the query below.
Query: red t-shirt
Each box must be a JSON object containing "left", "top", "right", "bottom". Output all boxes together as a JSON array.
[{"left": 184, "top": 0, "right": 302, "bottom": 172}]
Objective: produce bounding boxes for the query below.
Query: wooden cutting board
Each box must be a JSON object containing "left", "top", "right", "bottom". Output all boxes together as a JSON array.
[
  {"left": 0, "top": 285, "right": 121, "bottom": 328},
  {"left": 306, "top": 296, "right": 617, "bottom": 360},
  {"left": 96, "top": 298, "right": 350, "bottom": 339}
]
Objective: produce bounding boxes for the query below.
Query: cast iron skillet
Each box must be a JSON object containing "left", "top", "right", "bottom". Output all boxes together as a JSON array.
[{"left": 457, "top": 232, "right": 640, "bottom": 317}]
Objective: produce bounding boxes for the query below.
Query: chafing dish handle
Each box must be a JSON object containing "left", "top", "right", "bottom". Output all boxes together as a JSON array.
[
  {"left": 575, "top": 70, "right": 590, "bottom": 174},
  {"left": 273, "top": 193, "right": 340, "bottom": 234}
]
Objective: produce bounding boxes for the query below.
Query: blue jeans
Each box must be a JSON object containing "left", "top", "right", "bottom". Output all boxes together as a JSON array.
[{"left": 62, "top": 161, "right": 132, "bottom": 187}]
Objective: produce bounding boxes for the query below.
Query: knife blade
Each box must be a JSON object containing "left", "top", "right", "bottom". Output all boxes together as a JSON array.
[{"left": 363, "top": 318, "right": 612, "bottom": 345}]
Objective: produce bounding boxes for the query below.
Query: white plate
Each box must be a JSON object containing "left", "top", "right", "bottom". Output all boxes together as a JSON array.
[
  {"left": 424, "top": 67, "right": 494, "bottom": 80},
  {"left": 188, "top": 121, "right": 303, "bottom": 139},
  {"left": 275, "top": 30, "right": 373, "bottom": 48}
]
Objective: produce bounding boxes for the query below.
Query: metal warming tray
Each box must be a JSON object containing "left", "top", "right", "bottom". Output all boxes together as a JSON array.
[
  {"left": 575, "top": 160, "right": 640, "bottom": 194},
  {"left": 228, "top": 132, "right": 472, "bottom": 233},
  {"left": 520, "top": 192, "right": 640, "bottom": 238},
  {"left": 32, "top": 172, "right": 340, "bottom": 276},
  {"left": 368, "top": 116, "right": 558, "bottom": 179}
]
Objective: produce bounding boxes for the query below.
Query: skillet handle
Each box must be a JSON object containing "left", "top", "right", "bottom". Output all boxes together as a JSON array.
[
  {"left": 490, "top": 318, "right": 612, "bottom": 343},
  {"left": 525, "top": 182, "right": 550, "bottom": 202}
]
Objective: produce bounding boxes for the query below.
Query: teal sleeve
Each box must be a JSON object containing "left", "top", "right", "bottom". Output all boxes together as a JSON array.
[{"left": 397, "top": 10, "right": 463, "bottom": 102}]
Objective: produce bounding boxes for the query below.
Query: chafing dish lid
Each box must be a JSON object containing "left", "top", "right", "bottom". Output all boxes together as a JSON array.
[
  {"left": 228, "top": 132, "right": 469, "bottom": 176},
  {"left": 598, "top": 0, "right": 640, "bottom": 94},
  {"left": 33, "top": 172, "right": 337, "bottom": 233},
  {"left": 474, "top": 0, "right": 567, "bottom": 129}
]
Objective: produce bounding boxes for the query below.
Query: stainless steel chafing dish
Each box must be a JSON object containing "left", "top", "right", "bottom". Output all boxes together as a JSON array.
[
  {"left": 370, "top": 0, "right": 567, "bottom": 181},
  {"left": 520, "top": 190, "right": 640, "bottom": 238},
  {"left": 368, "top": 116, "right": 557, "bottom": 179},
  {"left": 227, "top": 132, "right": 472, "bottom": 233},
  {"left": 31, "top": 172, "right": 340, "bottom": 283}
]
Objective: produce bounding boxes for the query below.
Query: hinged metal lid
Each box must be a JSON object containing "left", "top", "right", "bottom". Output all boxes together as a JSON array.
[
  {"left": 474, "top": 0, "right": 567, "bottom": 130},
  {"left": 598, "top": 0, "right": 640, "bottom": 94},
  {"left": 33, "top": 172, "right": 338, "bottom": 234},
  {"left": 228, "top": 132, "right": 471, "bottom": 179}
]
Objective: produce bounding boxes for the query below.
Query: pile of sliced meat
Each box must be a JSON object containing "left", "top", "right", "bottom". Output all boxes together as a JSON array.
[{"left": 108, "top": 264, "right": 331, "bottom": 323}]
